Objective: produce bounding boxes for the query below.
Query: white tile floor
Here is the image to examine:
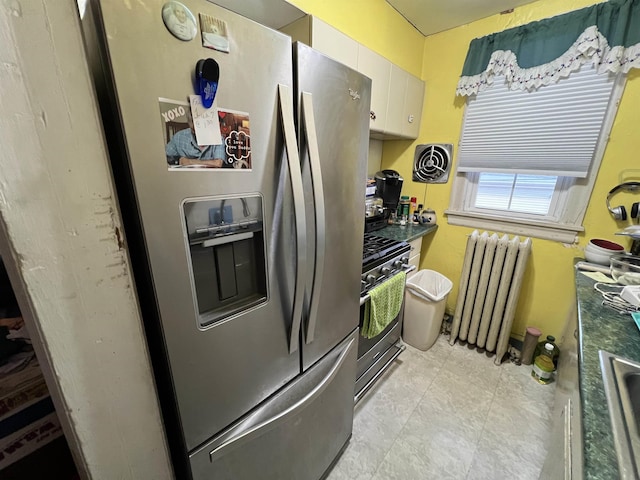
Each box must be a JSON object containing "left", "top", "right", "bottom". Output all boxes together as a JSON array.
[{"left": 327, "top": 334, "right": 556, "bottom": 480}]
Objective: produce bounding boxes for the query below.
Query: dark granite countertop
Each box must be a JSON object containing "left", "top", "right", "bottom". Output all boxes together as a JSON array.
[
  {"left": 370, "top": 223, "right": 437, "bottom": 243},
  {"left": 575, "top": 267, "right": 640, "bottom": 479}
]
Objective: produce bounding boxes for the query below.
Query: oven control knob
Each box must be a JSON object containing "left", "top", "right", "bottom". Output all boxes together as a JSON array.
[
  {"left": 365, "top": 274, "right": 376, "bottom": 285},
  {"left": 393, "top": 260, "right": 403, "bottom": 269},
  {"left": 381, "top": 266, "right": 391, "bottom": 276},
  {"left": 401, "top": 256, "right": 409, "bottom": 264}
]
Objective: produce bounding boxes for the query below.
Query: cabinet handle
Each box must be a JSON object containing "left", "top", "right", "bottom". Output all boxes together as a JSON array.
[
  {"left": 370, "top": 111, "right": 376, "bottom": 121},
  {"left": 407, "top": 114, "right": 414, "bottom": 124}
]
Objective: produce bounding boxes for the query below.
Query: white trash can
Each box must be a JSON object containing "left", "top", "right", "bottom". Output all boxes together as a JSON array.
[{"left": 403, "top": 269, "right": 453, "bottom": 351}]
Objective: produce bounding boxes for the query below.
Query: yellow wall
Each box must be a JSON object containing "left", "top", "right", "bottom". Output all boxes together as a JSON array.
[
  {"left": 290, "top": 0, "right": 640, "bottom": 341},
  {"left": 411, "top": 0, "right": 640, "bottom": 341},
  {"left": 288, "top": 0, "right": 424, "bottom": 75}
]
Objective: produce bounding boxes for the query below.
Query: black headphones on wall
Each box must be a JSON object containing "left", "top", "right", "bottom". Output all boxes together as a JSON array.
[{"left": 606, "top": 182, "right": 640, "bottom": 220}]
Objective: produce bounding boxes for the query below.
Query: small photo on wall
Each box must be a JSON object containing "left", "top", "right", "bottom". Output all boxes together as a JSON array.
[{"left": 199, "top": 13, "right": 230, "bottom": 53}]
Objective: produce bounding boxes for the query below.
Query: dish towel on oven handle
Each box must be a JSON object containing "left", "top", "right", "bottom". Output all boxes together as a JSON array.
[{"left": 363, "top": 271, "right": 406, "bottom": 339}]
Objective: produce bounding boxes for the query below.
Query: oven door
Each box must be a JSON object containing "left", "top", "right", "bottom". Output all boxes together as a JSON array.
[{"left": 354, "top": 267, "right": 414, "bottom": 402}]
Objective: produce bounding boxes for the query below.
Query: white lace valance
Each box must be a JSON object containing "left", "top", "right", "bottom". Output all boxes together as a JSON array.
[{"left": 456, "top": 26, "right": 640, "bottom": 96}]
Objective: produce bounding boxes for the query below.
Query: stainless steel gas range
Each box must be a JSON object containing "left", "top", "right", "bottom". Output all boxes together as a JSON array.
[{"left": 355, "top": 234, "right": 413, "bottom": 402}]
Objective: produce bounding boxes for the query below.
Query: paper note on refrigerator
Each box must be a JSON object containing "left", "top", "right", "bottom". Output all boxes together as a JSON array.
[{"left": 189, "top": 95, "right": 222, "bottom": 146}]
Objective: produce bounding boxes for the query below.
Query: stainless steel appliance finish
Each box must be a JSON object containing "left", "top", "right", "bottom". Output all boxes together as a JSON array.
[
  {"left": 356, "top": 234, "right": 411, "bottom": 401},
  {"left": 83, "top": 1, "right": 371, "bottom": 479},
  {"left": 190, "top": 331, "right": 358, "bottom": 479},
  {"left": 295, "top": 43, "right": 370, "bottom": 371},
  {"left": 599, "top": 350, "right": 640, "bottom": 480}
]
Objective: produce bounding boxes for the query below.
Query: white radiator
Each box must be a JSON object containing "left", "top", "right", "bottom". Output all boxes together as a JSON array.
[{"left": 450, "top": 230, "right": 532, "bottom": 365}]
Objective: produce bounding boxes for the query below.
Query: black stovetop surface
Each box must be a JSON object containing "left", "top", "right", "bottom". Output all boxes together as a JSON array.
[{"left": 362, "top": 233, "right": 409, "bottom": 272}]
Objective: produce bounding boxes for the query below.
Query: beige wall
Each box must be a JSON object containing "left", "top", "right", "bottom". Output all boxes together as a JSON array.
[{"left": 0, "top": 1, "right": 172, "bottom": 477}]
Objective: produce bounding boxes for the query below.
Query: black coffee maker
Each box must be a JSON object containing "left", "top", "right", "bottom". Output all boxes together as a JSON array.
[{"left": 374, "top": 170, "right": 404, "bottom": 220}]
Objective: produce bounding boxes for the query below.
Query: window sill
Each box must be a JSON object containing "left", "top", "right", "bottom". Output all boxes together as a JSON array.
[{"left": 444, "top": 210, "right": 582, "bottom": 243}]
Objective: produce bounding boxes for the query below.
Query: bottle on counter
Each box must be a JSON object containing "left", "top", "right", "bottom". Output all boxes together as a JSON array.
[
  {"left": 533, "top": 335, "right": 559, "bottom": 370},
  {"left": 398, "top": 196, "right": 410, "bottom": 222},
  {"left": 413, "top": 204, "right": 423, "bottom": 224},
  {"left": 410, "top": 197, "right": 417, "bottom": 217},
  {"left": 531, "top": 343, "right": 555, "bottom": 384}
]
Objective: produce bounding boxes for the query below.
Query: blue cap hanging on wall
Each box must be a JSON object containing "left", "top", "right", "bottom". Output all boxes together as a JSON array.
[{"left": 195, "top": 58, "right": 220, "bottom": 108}]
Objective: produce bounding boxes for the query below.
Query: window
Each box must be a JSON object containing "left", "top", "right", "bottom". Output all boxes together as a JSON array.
[
  {"left": 446, "top": 67, "right": 626, "bottom": 243},
  {"left": 474, "top": 173, "right": 558, "bottom": 215}
]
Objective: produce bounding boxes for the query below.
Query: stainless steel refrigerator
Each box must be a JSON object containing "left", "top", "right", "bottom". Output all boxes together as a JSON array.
[{"left": 81, "top": 1, "right": 371, "bottom": 479}]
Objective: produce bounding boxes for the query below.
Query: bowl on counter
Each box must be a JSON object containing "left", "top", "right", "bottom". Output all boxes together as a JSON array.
[
  {"left": 584, "top": 239, "right": 625, "bottom": 265},
  {"left": 610, "top": 254, "right": 640, "bottom": 285}
]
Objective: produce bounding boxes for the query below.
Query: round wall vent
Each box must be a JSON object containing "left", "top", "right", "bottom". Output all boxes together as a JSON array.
[{"left": 413, "top": 144, "right": 453, "bottom": 184}]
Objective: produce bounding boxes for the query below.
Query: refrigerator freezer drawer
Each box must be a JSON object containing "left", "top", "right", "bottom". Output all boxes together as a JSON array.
[{"left": 189, "top": 329, "right": 358, "bottom": 480}]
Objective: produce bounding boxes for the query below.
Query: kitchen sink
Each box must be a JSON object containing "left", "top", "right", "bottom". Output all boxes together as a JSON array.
[{"left": 599, "top": 350, "right": 640, "bottom": 479}]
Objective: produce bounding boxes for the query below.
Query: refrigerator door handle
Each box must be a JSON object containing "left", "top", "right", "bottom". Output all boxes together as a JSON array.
[
  {"left": 278, "top": 84, "right": 307, "bottom": 354},
  {"left": 207, "top": 336, "right": 355, "bottom": 464},
  {"left": 301, "top": 92, "right": 325, "bottom": 344}
]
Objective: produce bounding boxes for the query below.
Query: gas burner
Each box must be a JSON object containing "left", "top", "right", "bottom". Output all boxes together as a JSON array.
[{"left": 362, "top": 233, "right": 410, "bottom": 272}]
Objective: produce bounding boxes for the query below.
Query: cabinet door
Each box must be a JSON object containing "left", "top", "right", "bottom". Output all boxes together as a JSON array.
[
  {"left": 385, "top": 64, "right": 406, "bottom": 137},
  {"left": 402, "top": 73, "right": 425, "bottom": 139},
  {"left": 357, "top": 45, "right": 390, "bottom": 134},
  {"left": 407, "top": 237, "right": 422, "bottom": 273},
  {"left": 311, "top": 18, "right": 358, "bottom": 70}
]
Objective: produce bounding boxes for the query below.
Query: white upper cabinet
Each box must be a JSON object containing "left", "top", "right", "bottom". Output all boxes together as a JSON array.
[
  {"left": 403, "top": 72, "right": 425, "bottom": 139},
  {"left": 385, "top": 64, "right": 406, "bottom": 138},
  {"left": 372, "top": 63, "right": 425, "bottom": 140},
  {"left": 280, "top": 16, "right": 358, "bottom": 70},
  {"left": 280, "top": 15, "right": 424, "bottom": 140},
  {"left": 357, "top": 45, "right": 391, "bottom": 134},
  {"left": 311, "top": 19, "right": 358, "bottom": 70}
]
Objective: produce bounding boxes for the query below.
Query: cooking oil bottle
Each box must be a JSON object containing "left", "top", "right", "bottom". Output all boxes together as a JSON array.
[
  {"left": 533, "top": 335, "right": 560, "bottom": 370},
  {"left": 531, "top": 343, "right": 555, "bottom": 384}
]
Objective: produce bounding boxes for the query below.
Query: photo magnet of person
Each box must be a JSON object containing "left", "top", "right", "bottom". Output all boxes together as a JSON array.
[{"left": 196, "top": 58, "right": 220, "bottom": 108}]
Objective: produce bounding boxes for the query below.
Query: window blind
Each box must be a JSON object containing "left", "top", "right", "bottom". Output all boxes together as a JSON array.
[{"left": 457, "top": 67, "right": 616, "bottom": 178}]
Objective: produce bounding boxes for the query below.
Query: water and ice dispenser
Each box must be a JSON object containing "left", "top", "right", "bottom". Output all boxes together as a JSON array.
[{"left": 182, "top": 195, "right": 267, "bottom": 327}]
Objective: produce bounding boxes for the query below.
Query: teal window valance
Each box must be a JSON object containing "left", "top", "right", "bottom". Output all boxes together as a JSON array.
[{"left": 457, "top": 0, "right": 640, "bottom": 96}]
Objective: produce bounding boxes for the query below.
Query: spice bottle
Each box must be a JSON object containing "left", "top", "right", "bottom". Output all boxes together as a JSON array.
[
  {"left": 398, "top": 196, "right": 410, "bottom": 220},
  {"left": 531, "top": 343, "right": 555, "bottom": 384},
  {"left": 410, "top": 197, "right": 417, "bottom": 216},
  {"left": 413, "top": 204, "right": 423, "bottom": 224}
]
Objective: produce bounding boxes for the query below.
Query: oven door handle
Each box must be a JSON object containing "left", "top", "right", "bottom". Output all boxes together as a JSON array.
[
  {"left": 279, "top": 84, "right": 306, "bottom": 354},
  {"left": 360, "top": 265, "right": 416, "bottom": 306},
  {"left": 301, "top": 92, "right": 325, "bottom": 345}
]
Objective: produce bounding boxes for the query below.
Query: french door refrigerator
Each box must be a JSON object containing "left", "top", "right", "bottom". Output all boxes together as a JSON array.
[{"left": 82, "top": 1, "right": 371, "bottom": 479}]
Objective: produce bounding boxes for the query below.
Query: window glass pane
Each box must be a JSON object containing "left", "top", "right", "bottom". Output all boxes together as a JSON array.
[
  {"left": 475, "top": 173, "right": 557, "bottom": 215},
  {"left": 510, "top": 175, "right": 557, "bottom": 215},
  {"left": 475, "top": 173, "right": 514, "bottom": 210}
]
